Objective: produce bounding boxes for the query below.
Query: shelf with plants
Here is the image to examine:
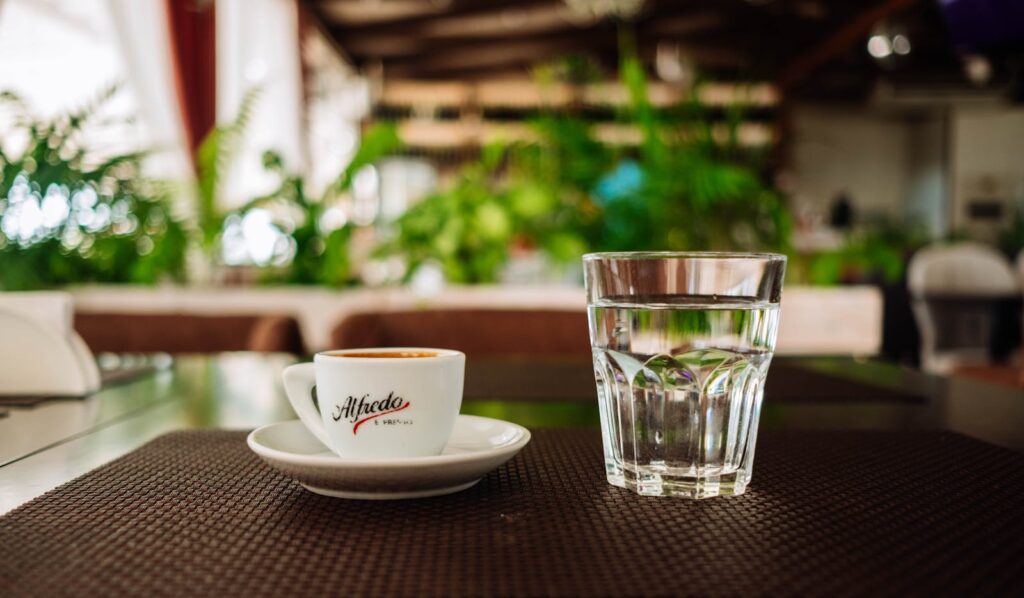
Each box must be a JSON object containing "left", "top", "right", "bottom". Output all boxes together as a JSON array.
[
  {"left": 369, "top": 60, "right": 780, "bottom": 170},
  {"left": 377, "top": 53, "right": 791, "bottom": 284}
]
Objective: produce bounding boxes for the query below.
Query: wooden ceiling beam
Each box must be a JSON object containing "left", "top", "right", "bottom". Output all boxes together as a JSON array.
[
  {"left": 319, "top": 0, "right": 722, "bottom": 48},
  {"left": 307, "top": 0, "right": 899, "bottom": 83},
  {"left": 376, "top": 32, "right": 749, "bottom": 79},
  {"left": 341, "top": 8, "right": 727, "bottom": 59},
  {"left": 348, "top": 21, "right": 616, "bottom": 61},
  {"left": 386, "top": 66, "right": 539, "bottom": 81},
  {"left": 383, "top": 49, "right": 749, "bottom": 80},
  {"left": 343, "top": 19, "right": 585, "bottom": 56},
  {"left": 645, "top": 12, "right": 725, "bottom": 37},
  {"left": 383, "top": 34, "right": 604, "bottom": 77},
  {"left": 345, "top": 12, "right": 747, "bottom": 69},
  {"left": 319, "top": 0, "right": 556, "bottom": 39},
  {"left": 300, "top": 1, "right": 357, "bottom": 68},
  {"left": 777, "top": 0, "right": 921, "bottom": 90},
  {"left": 316, "top": 0, "right": 449, "bottom": 25}
]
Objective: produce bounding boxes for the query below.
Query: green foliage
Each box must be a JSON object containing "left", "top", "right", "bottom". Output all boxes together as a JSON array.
[
  {"left": 804, "top": 223, "right": 927, "bottom": 286},
  {"left": 327, "top": 121, "right": 402, "bottom": 198},
  {"left": 191, "top": 86, "right": 399, "bottom": 286},
  {"left": 382, "top": 143, "right": 514, "bottom": 283},
  {"left": 195, "top": 87, "right": 260, "bottom": 252},
  {"left": 234, "top": 123, "right": 400, "bottom": 286},
  {"left": 0, "top": 86, "right": 187, "bottom": 290},
  {"left": 601, "top": 54, "right": 790, "bottom": 254}
]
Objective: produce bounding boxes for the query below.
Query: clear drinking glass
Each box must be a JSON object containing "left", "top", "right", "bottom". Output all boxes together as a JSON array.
[{"left": 583, "top": 252, "right": 786, "bottom": 499}]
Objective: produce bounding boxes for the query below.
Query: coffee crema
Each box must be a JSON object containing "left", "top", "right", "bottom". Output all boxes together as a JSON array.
[{"left": 325, "top": 350, "right": 439, "bottom": 359}]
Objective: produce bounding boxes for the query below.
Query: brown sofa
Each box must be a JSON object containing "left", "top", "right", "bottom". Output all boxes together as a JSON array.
[
  {"left": 330, "top": 309, "right": 591, "bottom": 359},
  {"left": 75, "top": 312, "right": 305, "bottom": 355}
]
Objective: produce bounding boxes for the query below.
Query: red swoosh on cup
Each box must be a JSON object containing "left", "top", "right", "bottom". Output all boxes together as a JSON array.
[{"left": 352, "top": 402, "right": 411, "bottom": 435}]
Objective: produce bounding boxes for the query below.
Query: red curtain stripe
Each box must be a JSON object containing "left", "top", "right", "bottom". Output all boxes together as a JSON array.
[{"left": 166, "top": 0, "right": 216, "bottom": 157}]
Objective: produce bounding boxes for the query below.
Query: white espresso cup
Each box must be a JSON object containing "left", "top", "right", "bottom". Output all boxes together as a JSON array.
[{"left": 282, "top": 348, "right": 465, "bottom": 459}]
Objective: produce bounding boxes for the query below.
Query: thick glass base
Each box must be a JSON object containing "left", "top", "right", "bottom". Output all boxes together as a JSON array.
[{"left": 606, "top": 462, "right": 749, "bottom": 499}]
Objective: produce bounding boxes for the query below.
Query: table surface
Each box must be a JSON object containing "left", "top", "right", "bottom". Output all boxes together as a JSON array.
[
  {"left": 5, "top": 427, "right": 1022, "bottom": 596},
  {"left": 2, "top": 353, "right": 1024, "bottom": 515}
]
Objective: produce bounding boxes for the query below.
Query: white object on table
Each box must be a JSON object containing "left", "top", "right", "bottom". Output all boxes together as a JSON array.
[
  {"left": 910, "top": 242, "right": 1018, "bottom": 296},
  {"left": 0, "top": 291, "right": 100, "bottom": 395}
]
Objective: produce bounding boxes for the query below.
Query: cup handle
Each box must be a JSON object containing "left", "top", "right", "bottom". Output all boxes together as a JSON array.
[{"left": 282, "top": 363, "right": 333, "bottom": 449}]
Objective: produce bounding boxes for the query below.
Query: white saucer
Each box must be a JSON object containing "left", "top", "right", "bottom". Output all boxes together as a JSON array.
[{"left": 247, "top": 415, "right": 531, "bottom": 499}]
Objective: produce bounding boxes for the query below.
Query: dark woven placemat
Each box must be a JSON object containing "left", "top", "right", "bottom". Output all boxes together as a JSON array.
[{"left": 2, "top": 429, "right": 1022, "bottom": 597}]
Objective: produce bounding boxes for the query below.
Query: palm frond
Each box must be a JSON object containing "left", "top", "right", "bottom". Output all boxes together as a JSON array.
[
  {"left": 195, "top": 86, "right": 262, "bottom": 248},
  {"left": 64, "top": 81, "right": 123, "bottom": 133}
]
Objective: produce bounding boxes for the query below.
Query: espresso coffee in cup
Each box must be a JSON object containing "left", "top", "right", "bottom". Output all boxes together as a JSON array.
[
  {"left": 282, "top": 348, "right": 464, "bottom": 459},
  {"left": 325, "top": 350, "right": 439, "bottom": 359}
]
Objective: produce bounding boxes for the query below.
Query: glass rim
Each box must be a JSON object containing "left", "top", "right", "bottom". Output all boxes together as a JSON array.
[{"left": 582, "top": 251, "right": 787, "bottom": 262}]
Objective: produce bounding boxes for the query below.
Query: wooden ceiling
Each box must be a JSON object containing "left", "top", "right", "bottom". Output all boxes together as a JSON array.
[{"left": 304, "top": 0, "right": 966, "bottom": 96}]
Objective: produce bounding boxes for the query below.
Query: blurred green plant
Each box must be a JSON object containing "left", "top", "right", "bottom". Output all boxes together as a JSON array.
[
  {"left": 0, "top": 48, "right": 794, "bottom": 290},
  {"left": 233, "top": 122, "right": 401, "bottom": 286},
  {"left": 600, "top": 53, "right": 790, "bottom": 253},
  {"left": 803, "top": 222, "right": 928, "bottom": 286},
  {"left": 192, "top": 85, "right": 399, "bottom": 285},
  {"left": 0, "top": 85, "right": 187, "bottom": 290},
  {"left": 382, "top": 48, "right": 790, "bottom": 283},
  {"left": 381, "top": 143, "right": 522, "bottom": 283},
  {"left": 194, "top": 87, "right": 260, "bottom": 256}
]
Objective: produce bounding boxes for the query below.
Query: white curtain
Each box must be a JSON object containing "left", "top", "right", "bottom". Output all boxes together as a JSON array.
[
  {"left": 107, "top": 0, "right": 194, "bottom": 187},
  {"left": 216, "top": 0, "right": 305, "bottom": 208},
  {"left": 304, "top": 30, "right": 369, "bottom": 198}
]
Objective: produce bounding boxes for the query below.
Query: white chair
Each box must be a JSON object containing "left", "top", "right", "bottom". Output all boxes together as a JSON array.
[{"left": 908, "top": 243, "right": 1020, "bottom": 374}]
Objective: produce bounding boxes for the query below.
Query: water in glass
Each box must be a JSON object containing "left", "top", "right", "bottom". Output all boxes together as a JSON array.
[{"left": 589, "top": 295, "right": 780, "bottom": 498}]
